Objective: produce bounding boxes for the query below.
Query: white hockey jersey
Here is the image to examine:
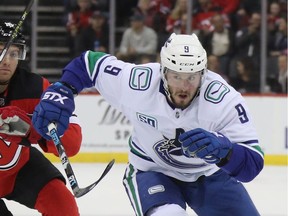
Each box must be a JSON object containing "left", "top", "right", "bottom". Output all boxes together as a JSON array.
[{"left": 62, "top": 51, "right": 264, "bottom": 182}]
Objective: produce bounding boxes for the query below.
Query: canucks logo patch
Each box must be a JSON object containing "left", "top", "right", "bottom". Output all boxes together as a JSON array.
[
  {"left": 153, "top": 128, "right": 205, "bottom": 169},
  {"left": 204, "top": 81, "right": 230, "bottom": 103},
  {"left": 129, "top": 66, "right": 152, "bottom": 91}
]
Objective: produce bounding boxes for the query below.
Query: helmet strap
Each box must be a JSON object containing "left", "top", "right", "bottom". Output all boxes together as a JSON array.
[{"left": 161, "top": 66, "right": 172, "bottom": 101}]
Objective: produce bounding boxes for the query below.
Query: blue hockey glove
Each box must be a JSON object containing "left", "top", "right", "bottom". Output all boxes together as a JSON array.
[
  {"left": 32, "top": 82, "right": 75, "bottom": 140},
  {"left": 179, "top": 128, "right": 232, "bottom": 164}
]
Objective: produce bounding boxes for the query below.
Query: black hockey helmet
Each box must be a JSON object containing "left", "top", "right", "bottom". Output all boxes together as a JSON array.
[{"left": 0, "top": 22, "right": 26, "bottom": 60}]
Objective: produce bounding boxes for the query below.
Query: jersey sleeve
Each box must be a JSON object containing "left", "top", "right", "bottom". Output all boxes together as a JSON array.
[
  {"left": 60, "top": 51, "right": 109, "bottom": 93},
  {"left": 60, "top": 51, "right": 142, "bottom": 110},
  {"left": 200, "top": 74, "right": 264, "bottom": 182},
  {"left": 217, "top": 96, "right": 264, "bottom": 182},
  {"left": 42, "top": 76, "right": 51, "bottom": 90}
]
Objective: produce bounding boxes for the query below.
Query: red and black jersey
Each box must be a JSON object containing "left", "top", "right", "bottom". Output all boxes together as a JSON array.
[{"left": 0, "top": 68, "right": 82, "bottom": 196}]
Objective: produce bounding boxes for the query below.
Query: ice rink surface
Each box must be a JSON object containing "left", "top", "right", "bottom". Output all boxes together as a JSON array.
[{"left": 5, "top": 163, "right": 288, "bottom": 216}]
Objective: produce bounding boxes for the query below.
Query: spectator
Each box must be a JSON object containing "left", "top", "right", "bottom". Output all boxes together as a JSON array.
[
  {"left": 235, "top": 0, "right": 261, "bottom": 29},
  {"left": 207, "top": 54, "right": 230, "bottom": 82},
  {"left": 231, "top": 57, "right": 260, "bottom": 93},
  {"left": 91, "top": 0, "right": 109, "bottom": 11},
  {"left": 211, "top": 0, "right": 240, "bottom": 32},
  {"left": 200, "top": 13, "right": 235, "bottom": 75},
  {"left": 235, "top": 12, "right": 261, "bottom": 59},
  {"left": 277, "top": 55, "right": 288, "bottom": 93},
  {"left": 66, "top": 0, "right": 95, "bottom": 57},
  {"left": 192, "top": 0, "right": 231, "bottom": 34},
  {"left": 166, "top": 0, "right": 188, "bottom": 33},
  {"left": 267, "top": 1, "right": 282, "bottom": 33},
  {"left": 116, "top": 14, "right": 158, "bottom": 63},
  {"left": 115, "top": 0, "right": 138, "bottom": 27},
  {"left": 63, "top": 0, "right": 78, "bottom": 24},
  {"left": 78, "top": 10, "right": 109, "bottom": 53},
  {"left": 211, "top": 0, "right": 240, "bottom": 14},
  {"left": 278, "top": 0, "right": 288, "bottom": 18},
  {"left": 133, "top": 0, "right": 173, "bottom": 51},
  {"left": 268, "top": 17, "right": 287, "bottom": 57},
  {"left": 169, "top": 12, "right": 188, "bottom": 34},
  {"left": 266, "top": 17, "right": 287, "bottom": 90},
  {"left": 232, "top": 12, "right": 261, "bottom": 78},
  {"left": 267, "top": 55, "right": 288, "bottom": 93},
  {"left": 133, "top": 0, "right": 153, "bottom": 26},
  {"left": 148, "top": 0, "right": 174, "bottom": 33},
  {"left": 133, "top": 0, "right": 172, "bottom": 31}
]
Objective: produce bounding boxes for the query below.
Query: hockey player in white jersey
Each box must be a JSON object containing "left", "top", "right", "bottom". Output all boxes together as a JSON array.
[{"left": 32, "top": 33, "right": 264, "bottom": 216}]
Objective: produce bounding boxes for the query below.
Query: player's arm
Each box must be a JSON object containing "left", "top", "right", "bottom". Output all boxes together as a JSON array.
[
  {"left": 217, "top": 99, "right": 264, "bottom": 182},
  {"left": 0, "top": 105, "right": 81, "bottom": 157},
  {"left": 217, "top": 139, "right": 264, "bottom": 182},
  {"left": 59, "top": 51, "right": 110, "bottom": 93},
  {"left": 179, "top": 96, "right": 264, "bottom": 182},
  {"left": 32, "top": 51, "right": 112, "bottom": 138}
]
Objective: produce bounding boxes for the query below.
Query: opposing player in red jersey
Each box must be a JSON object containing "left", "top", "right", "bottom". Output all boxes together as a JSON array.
[{"left": 0, "top": 22, "right": 82, "bottom": 215}]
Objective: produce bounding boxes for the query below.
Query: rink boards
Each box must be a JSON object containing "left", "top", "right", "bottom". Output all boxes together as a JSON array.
[{"left": 44, "top": 93, "right": 287, "bottom": 166}]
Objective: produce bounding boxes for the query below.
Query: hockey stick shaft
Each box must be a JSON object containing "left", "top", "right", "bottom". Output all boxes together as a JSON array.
[
  {"left": 0, "top": 0, "right": 34, "bottom": 63},
  {"left": 48, "top": 123, "right": 115, "bottom": 198},
  {"left": 48, "top": 123, "right": 81, "bottom": 194}
]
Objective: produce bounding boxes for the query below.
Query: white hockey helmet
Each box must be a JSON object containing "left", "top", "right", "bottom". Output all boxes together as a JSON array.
[
  {"left": 160, "top": 33, "right": 207, "bottom": 74},
  {"left": 160, "top": 33, "right": 207, "bottom": 100}
]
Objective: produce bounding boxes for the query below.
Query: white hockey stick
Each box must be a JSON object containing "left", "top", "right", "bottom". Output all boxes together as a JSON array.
[
  {"left": 0, "top": 0, "right": 34, "bottom": 63},
  {"left": 48, "top": 123, "right": 115, "bottom": 198}
]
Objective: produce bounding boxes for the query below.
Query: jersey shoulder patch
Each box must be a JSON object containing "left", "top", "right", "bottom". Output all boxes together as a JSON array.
[
  {"left": 129, "top": 66, "right": 152, "bottom": 91},
  {"left": 204, "top": 80, "right": 230, "bottom": 104}
]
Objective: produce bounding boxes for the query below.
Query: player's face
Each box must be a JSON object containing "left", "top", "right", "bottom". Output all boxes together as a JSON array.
[
  {"left": 0, "top": 44, "right": 19, "bottom": 84},
  {"left": 166, "top": 70, "right": 201, "bottom": 109}
]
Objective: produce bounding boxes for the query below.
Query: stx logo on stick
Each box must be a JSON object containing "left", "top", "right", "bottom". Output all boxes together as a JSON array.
[{"left": 43, "top": 92, "right": 68, "bottom": 104}]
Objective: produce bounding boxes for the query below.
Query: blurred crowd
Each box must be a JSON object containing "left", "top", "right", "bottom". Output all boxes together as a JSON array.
[{"left": 63, "top": 0, "right": 287, "bottom": 94}]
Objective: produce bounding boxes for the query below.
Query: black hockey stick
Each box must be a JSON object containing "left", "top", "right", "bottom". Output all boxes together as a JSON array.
[
  {"left": 0, "top": 0, "right": 34, "bottom": 63},
  {"left": 48, "top": 123, "right": 115, "bottom": 198}
]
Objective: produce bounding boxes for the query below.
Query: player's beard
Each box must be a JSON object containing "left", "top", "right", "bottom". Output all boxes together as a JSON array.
[
  {"left": 170, "top": 90, "right": 194, "bottom": 109},
  {"left": 0, "top": 79, "right": 10, "bottom": 85}
]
